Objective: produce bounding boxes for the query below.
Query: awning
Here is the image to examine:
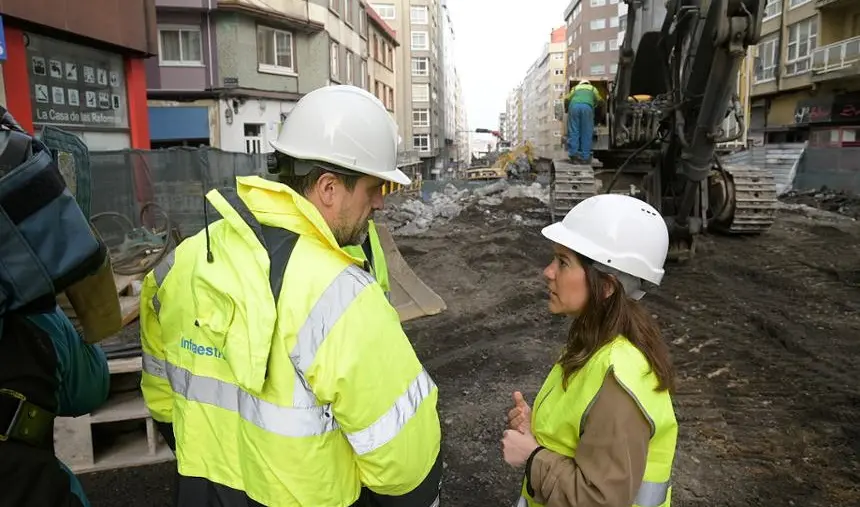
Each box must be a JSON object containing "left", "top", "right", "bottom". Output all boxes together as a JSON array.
[{"left": 148, "top": 106, "right": 210, "bottom": 141}]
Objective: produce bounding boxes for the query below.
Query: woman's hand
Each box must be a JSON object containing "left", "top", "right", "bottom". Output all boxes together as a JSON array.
[
  {"left": 507, "top": 391, "right": 531, "bottom": 433},
  {"left": 501, "top": 428, "right": 540, "bottom": 468}
]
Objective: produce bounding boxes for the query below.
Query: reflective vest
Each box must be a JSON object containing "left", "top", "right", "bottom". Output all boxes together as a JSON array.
[
  {"left": 567, "top": 83, "right": 600, "bottom": 108},
  {"left": 139, "top": 176, "right": 441, "bottom": 507},
  {"left": 517, "top": 336, "right": 677, "bottom": 507},
  {"left": 343, "top": 220, "right": 390, "bottom": 301}
]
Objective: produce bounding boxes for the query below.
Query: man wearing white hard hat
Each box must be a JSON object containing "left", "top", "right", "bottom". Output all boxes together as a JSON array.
[
  {"left": 139, "top": 85, "right": 442, "bottom": 507},
  {"left": 501, "top": 194, "right": 678, "bottom": 507}
]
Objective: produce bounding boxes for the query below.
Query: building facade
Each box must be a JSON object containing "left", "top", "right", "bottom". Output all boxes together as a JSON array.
[
  {"left": 145, "top": 0, "right": 372, "bottom": 153},
  {"left": 366, "top": 3, "right": 399, "bottom": 123},
  {"left": 371, "top": 0, "right": 444, "bottom": 177},
  {"left": 1, "top": 0, "right": 157, "bottom": 151},
  {"left": 750, "top": 0, "right": 860, "bottom": 146},
  {"left": 564, "top": 0, "right": 622, "bottom": 80},
  {"left": 546, "top": 26, "right": 567, "bottom": 154},
  {"left": 505, "top": 85, "right": 524, "bottom": 146}
]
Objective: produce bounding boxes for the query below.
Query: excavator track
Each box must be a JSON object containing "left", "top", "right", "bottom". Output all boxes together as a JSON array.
[
  {"left": 709, "top": 164, "right": 778, "bottom": 235},
  {"left": 550, "top": 160, "right": 597, "bottom": 221}
]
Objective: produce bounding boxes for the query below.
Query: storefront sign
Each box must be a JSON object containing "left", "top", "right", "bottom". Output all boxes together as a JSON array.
[
  {"left": 795, "top": 93, "right": 860, "bottom": 126},
  {"left": 25, "top": 32, "right": 128, "bottom": 129}
]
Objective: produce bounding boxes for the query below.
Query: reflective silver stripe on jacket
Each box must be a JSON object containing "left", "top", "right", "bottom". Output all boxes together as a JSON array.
[
  {"left": 142, "top": 352, "right": 337, "bottom": 437},
  {"left": 634, "top": 479, "right": 670, "bottom": 507},
  {"left": 514, "top": 479, "right": 669, "bottom": 507},
  {"left": 345, "top": 368, "right": 436, "bottom": 455},
  {"left": 151, "top": 249, "right": 176, "bottom": 315}
]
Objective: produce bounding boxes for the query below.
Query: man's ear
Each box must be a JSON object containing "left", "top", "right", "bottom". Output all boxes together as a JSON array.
[{"left": 314, "top": 172, "right": 341, "bottom": 208}]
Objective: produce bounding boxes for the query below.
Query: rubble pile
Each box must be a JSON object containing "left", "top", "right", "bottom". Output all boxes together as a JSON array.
[
  {"left": 380, "top": 180, "right": 548, "bottom": 235},
  {"left": 781, "top": 188, "right": 860, "bottom": 220}
]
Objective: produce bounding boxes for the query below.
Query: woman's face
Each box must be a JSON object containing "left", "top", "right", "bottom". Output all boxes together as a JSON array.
[{"left": 543, "top": 243, "right": 590, "bottom": 315}]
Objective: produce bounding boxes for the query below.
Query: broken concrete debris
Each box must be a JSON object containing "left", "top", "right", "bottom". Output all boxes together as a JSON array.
[{"left": 380, "top": 181, "right": 548, "bottom": 235}]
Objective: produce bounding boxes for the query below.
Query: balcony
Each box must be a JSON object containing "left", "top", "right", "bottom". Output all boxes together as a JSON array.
[
  {"left": 811, "top": 36, "right": 860, "bottom": 82},
  {"left": 816, "top": 0, "right": 854, "bottom": 9}
]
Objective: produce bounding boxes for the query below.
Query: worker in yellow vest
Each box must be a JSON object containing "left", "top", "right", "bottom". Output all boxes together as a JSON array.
[
  {"left": 139, "top": 85, "right": 442, "bottom": 507},
  {"left": 501, "top": 193, "right": 677, "bottom": 507},
  {"left": 564, "top": 79, "right": 603, "bottom": 165},
  {"left": 343, "top": 219, "right": 391, "bottom": 301}
]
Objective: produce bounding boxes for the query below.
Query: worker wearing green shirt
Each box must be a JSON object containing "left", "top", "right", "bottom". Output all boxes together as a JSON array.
[{"left": 565, "top": 79, "right": 603, "bottom": 164}]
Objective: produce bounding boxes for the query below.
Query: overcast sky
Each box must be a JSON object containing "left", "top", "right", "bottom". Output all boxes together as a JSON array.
[{"left": 446, "top": 0, "right": 570, "bottom": 141}]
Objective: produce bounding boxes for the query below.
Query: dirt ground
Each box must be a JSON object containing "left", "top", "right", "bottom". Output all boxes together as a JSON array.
[{"left": 80, "top": 194, "right": 860, "bottom": 507}]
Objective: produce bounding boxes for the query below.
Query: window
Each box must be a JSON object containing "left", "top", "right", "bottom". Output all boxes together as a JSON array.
[
  {"left": 553, "top": 69, "right": 564, "bottom": 76},
  {"left": 243, "top": 123, "right": 263, "bottom": 154},
  {"left": 590, "top": 18, "right": 606, "bottom": 30},
  {"left": 330, "top": 40, "right": 340, "bottom": 80},
  {"left": 785, "top": 17, "right": 817, "bottom": 76},
  {"left": 411, "top": 31, "right": 429, "bottom": 50},
  {"left": 789, "top": 0, "right": 811, "bottom": 8},
  {"left": 346, "top": 50, "right": 355, "bottom": 85},
  {"left": 764, "top": 0, "right": 781, "bottom": 19},
  {"left": 619, "top": 14, "right": 627, "bottom": 31},
  {"left": 590, "top": 41, "right": 606, "bottom": 52},
  {"left": 372, "top": 3, "right": 395, "bottom": 19},
  {"left": 257, "top": 26, "right": 295, "bottom": 73},
  {"left": 552, "top": 53, "right": 564, "bottom": 61},
  {"left": 591, "top": 0, "right": 606, "bottom": 5},
  {"left": 360, "top": 59, "right": 368, "bottom": 90},
  {"left": 158, "top": 27, "right": 203, "bottom": 65},
  {"left": 755, "top": 35, "right": 778, "bottom": 82},
  {"left": 413, "top": 109, "right": 430, "bottom": 127},
  {"left": 412, "top": 56, "right": 429, "bottom": 76},
  {"left": 413, "top": 134, "right": 430, "bottom": 152},
  {"left": 610, "top": 63, "right": 618, "bottom": 74},
  {"left": 568, "top": 54, "right": 574, "bottom": 64},
  {"left": 329, "top": 0, "right": 339, "bottom": 11},
  {"left": 590, "top": 63, "right": 605, "bottom": 75},
  {"left": 610, "top": 39, "right": 619, "bottom": 51},
  {"left": 568, "top": 35, "right": 573, "bottom": 46},
  {"left": 343, "top": 0, "right": 353, "bottom": 24},
  {"left": 360, "top": 8, "right": 368, "bottom": 38},
  {"left": 555, "top": 83, "right": 565, "bottom": 92},
  {"left": 412, "top": 84, "right": 430, "bottom": 101},
  {"left": 610, "top": 16, "right": 619, "bottom": 28},
  {"left": 411, "top": 5, "right": 428, "bottom": 24}
]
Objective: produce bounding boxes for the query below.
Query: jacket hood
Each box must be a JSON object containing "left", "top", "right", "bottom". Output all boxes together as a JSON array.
[{"left": 190, "top": 176, "right": 364, "bottom": 393}]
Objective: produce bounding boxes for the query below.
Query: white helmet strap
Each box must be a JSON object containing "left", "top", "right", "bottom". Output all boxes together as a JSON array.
[{"left": 592, "top": 263, "right": 646, "bottom": 300}]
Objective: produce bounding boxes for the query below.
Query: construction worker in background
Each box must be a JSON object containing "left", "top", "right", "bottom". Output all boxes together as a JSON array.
[
  {"left": 139, "top": 85, "right": 442, "bottom": 507},
  {"left": 0, "top": 105, "right": 112, "bottom": 507},
  {"left": 343, "top": 220, "right": 391, "bottom": 301},
  {"left": 565, "top": 79, "right": 603, "bottom": 165},
  {"left": 502, "top": 194, "right": 677, "bottom": 507}
]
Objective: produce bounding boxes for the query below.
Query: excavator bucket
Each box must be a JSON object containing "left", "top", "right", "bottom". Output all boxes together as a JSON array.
[{"left": 375, "top": 224, "right": 447, "bottom": 322}]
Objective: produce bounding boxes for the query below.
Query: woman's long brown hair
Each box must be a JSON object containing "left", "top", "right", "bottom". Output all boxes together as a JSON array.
[{"left": 559, "top": 254, "right": 675, "bottom": 392}]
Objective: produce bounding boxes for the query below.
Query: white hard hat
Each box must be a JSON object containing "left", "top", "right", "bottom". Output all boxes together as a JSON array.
[
  {"left": 541, "top": 194, "right": 669, "bottom": 288},
  {"left": 578, "top": 79, "right": 590, "bottom": 84},
  {"left": 270, "top": 85, "right": 411, "bottom": 185}
]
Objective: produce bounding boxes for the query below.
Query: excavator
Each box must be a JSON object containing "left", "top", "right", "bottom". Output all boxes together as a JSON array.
[{"left": 551, "top": 0, "right": 777, "bottom": 259}]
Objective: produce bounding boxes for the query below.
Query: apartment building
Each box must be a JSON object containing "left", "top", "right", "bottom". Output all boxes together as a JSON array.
[
  {"left": 371, "top": 0, "right": 444, "bottom": 177},
  {"left": 505, "top": 85, "right": 524, "bottom": 146},
  {"left": 547, "top": 26, "right": 567, "bottom": 153},
  {"left": 441, "top": 0, "right": 459, "bottom": 174},
  {"left": 564, "top": 0, "right": 622, "bottom": 81},
  {"left": 145, "top": 0, "right": 369, "bottom": 153},
  {"left": 498, "top": 112, "right": 508, "bottom": 141},
  {"left": 751, "top": 0, "right": 860, "bottom": 146},
  {"left": 454, "top": 71, "right": 470, "bottom": 168},
  {"left": 2, "top": 0, "right": 157, "bottom": 150},
  {"left": 366, "top": 4, "right": 399, "bottom": 125}
]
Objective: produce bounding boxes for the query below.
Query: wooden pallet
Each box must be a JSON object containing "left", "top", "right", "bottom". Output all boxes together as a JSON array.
[{"left": 54, "top": 356, "right": 175, "bottom": 475}]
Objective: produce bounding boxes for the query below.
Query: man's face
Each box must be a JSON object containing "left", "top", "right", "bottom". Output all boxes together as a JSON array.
[{"left": 331, "top": 175, "right": 385, "bottom": 246}]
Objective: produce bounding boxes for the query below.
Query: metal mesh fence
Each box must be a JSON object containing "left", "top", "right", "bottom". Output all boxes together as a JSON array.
[{"left": 89, "top": 147, "right": 269, "bottom": 238}]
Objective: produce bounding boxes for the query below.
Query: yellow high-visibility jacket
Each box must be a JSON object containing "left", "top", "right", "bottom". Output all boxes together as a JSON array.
[
  {"left": 517, "top": 336, "right": 677, "bottom": 507},
  {"left": 139, "top": 176, "right": 442, "bottom": 507}
]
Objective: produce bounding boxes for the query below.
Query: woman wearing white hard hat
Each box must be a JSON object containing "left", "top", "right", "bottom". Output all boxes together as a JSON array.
[{"left": 501, "top": 193, "right": 678, "bottom": 507}]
